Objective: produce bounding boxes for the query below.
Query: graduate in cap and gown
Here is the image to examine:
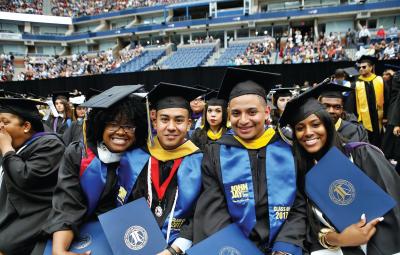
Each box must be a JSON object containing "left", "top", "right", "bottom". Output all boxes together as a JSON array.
[
  {"left": 382, "top": 70, "right": 400, "bottom": 171},
  {"left": 279, "top": 86, "right": 400, "bottom": 255},
  {"left": 42, "top": 85, "right": 148, "bottom": 254},
  {"left": 313, "top": 83, "right": 369, "bottom": 143},
  {"left": 45, "top": 91, "right": 73, "bottom": 135},
  {"left": 270, "top": 88, "right": 294, "bottom": 128},
  {"left": 0, "top": 98, "right": 65, "bottom": 255},
  {"left": 352, "top": 56, "right": 384, "bottom": 147},
  {"left": 62, "top": 96, "right": 87, "bottom": 146},
  {"left": 190, "top": 90, "right": 228, "bottom": 152},
  {"left": 189, "top": 86, "right": 211, "bottom": 131},
  {"left": 192, "top": 68, "right": 307, "bottom": 254},
  {"left": 123, "top": 83, "right": 205, "bottom": 255}
]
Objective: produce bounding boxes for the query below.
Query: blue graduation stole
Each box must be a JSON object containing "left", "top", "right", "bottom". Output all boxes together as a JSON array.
[
  {"left": 79, "top": 147, "right": 149, "bottom": 216},
  {"left": 220, "top": 139, "right": 296, "bottom": 244},
  {"left": 122, "top": 148, "right": 203, "bottom": 244}
]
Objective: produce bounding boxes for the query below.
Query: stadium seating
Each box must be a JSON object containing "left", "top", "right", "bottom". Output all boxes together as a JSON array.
[
  {"left": 110, "top": 48, "right": 166, "bottom": 73},
  {"left": 160, "top": 45, "right": 215, "bottom": 69},
  {"left": 214, "top": 42, "right": 249, "bottom": 66}
]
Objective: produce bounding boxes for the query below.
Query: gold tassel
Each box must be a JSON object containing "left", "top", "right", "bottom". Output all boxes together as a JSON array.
[
  {"left": 82, "top": 118, "right": 88, "bottom": 157},
  {"left": 146, "top": 96, "right": 154, "bottom": 147}
]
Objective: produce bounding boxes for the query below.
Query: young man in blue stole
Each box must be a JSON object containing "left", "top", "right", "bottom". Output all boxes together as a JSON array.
[
  {"left": 192, "top": 68, "right": 307, "bottom": 255},
  {"left": 124, "top": 83, "right": 206, "bottom": 255}
]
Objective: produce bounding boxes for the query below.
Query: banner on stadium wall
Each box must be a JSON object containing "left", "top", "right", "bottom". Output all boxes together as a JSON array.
[{"left": 0, "top": 33, "right": 22, "bottom": 40}]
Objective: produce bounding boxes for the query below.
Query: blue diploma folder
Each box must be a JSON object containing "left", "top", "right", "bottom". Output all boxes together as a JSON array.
[
  {"left": 186, "top": 224, "right": 263, "bottom": 255},
  {"left": 305, "top": 147, "right": 396, "bottom": 232},
  {"left": 43, "top": 221, "right": 112, "bottom": 255},
  {"left": 98, "top": 197, "right": 166, "bottom": 255}
]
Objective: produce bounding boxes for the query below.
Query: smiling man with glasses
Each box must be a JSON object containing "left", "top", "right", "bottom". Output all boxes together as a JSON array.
[{"left": 353, "top": 55, "right": 384, "bottom": 147}]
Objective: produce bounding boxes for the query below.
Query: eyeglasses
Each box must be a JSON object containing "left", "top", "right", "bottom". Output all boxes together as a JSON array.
[
  {"left": 359, "top": 65, "right": 368, "bottom": 69},
  {"left": 105, "top": 122, "right": 136, "bottom": 134}
]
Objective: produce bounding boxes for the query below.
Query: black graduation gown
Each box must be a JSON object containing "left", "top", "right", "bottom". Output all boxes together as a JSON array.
[
  {"left": 45, "top": 115, "right": 70, "bottom": 135},
  {"left": 130, "top": 149, "right": 201, "bottom": 241},
  {"left": 0, "top": 134, "right": 65, "bottom": 255},
  {"left": 352, "top": 78, "right": 383, "bottom": 147},
  {"left": 62, "top": 119, "right": 84, "bottom": 146},
  {"left": 190, "top": 128, "right": 209, "bottom": 152},
  {"left": 382, "top": 72, "right": 400, "bottom": 160},
  {"left": 192, "top": 134, "right": 306, "bottom": 253},
  {"left": 42, "top": 143, "right": 197, "bottom": 242},
  {"left": 306, "top": 144, "right": 400, "bottom": 255},
  {"left": 43, "top": 142, "right": 127, "bottom": 236},
  {"left": 337, "top": 119, "right": 369, "bottom": 143},
  {"left": 190, "top": 128, "right": 226, "bottom": 152}
]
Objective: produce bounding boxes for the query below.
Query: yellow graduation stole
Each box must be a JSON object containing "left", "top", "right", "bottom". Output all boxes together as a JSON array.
[
  {"left": 147, "top": 137, "right": 199, "bottom": 162},
  {"left": 355, "top": 74, "right": 384, "bottom": 132},
  {"left": 207, "top": 128, "right": 223, "bottom": 140},
  {"left": 335, "top": 118, "right": 342, "bottom": 131},
  {"left": 233, "top": 128, "right": 276, "bottom": 150}
]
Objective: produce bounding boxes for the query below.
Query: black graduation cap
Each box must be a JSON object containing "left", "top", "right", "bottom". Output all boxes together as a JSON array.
[
  {"left": 384, "top": 63, "right": 400, "bottom": 70},
  {"left": 26, "top": 92, "right": 46, "bottom": 101},
  {"left": 357, "top": 55, "right": 377, "bottom": 65},
  {"left": 217, "top": 67, "right": 281, "bottom": 102},
  {"left": 81, "top": 85, "right": 144, "bottom": 109},
  {"left": 279, "top": 88, "right": 325, "bottom": 127},
  {"left": 52, "top": 91, "right": 71, "bottom": 102},
  {"left": 312, "top": 83, "right": 353, "bottom": 99},
  {"left": 194, "top": 85, "right": 214, "bottom": 95},
  {"left": 204, "top": 90, "right": 218, "bottom": 101},
  {"left": 0, "top": 98, "right": 47, "bottom": 122},
  {"left": 0, "top": 90, "right": 25, "bottom": 98},
  {"left": 85, "top": 88, "right": 103, "bottom": 100},
  {"left": 343, "top": 67, "right": 359, "bottom": 78},
  {"left": 146, "top": 82, "right": 206, "bottom": 111},
  {"left": 272, "top": 87, "right": 295, "bottom": 106},
  {"left": 204, "top": 90, "right": 227, "bottom": 107}
]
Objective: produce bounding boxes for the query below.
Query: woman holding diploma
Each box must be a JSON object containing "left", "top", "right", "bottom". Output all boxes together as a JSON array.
[
  {"left": 279, "top": 88, "right": 400, "bottom": 255},
  {"left": 42, "top": 86, "right": 148, "bottom": 255}
]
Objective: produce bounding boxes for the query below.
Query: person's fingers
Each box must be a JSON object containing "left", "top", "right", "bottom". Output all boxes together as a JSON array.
[
  {"left": 363, "top": 217, "right": 383, "bottom": 231},
  {"left": 356, "top": 213, "right": 367, "bottom": 228},
  {"left": 366, "top": 227, "right": 377, "bottom": 240}
]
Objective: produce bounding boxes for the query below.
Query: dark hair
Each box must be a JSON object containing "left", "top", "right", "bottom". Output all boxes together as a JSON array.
[
  {"left": 291, "top": 109, "right": 345, "bottom": 240},
  {"left": 197, "top": 101, "right": 228, "bottom": 145},
  {"left": 86, "top": 94, "right": 148, "bottom": 149},
  {"left": 55, "top": 96, "right": 72, "bottom": 119},
  {"left": 291, "top": 109, "right": 344, "bottom": 187},
  {"left": 203, "top": 102, "right": 227, "bottom": 131},
  {"left": 72, "top": 105, "right": 86, "bottom": 121},
  {"left": 17, "top": 116, "right": 44, "bottom": 133}
]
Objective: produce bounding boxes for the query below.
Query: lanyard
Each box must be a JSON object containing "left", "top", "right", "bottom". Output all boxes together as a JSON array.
[{"left": 150, "top": 156, "right": 182, "bottom": 201}]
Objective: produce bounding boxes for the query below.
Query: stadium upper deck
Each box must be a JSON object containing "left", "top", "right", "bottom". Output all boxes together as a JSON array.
[{"left": 0, "top": 0, "right": 399, "bottom": 82}]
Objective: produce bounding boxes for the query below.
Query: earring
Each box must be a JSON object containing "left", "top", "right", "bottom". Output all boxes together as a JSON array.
[{"left": 24, "top": 130, "right": 28, "bottom": 133}]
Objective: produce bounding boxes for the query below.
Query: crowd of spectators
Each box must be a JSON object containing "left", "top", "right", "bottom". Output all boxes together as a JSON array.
[
  {"left": 231, "top": 37, "right": 275, "bottom": 66},
  {"left": 355, "top": 39, "right": 400, "bottom": 61},
  {"left": 17, "top": 45, "right": 144, "bottom": 81},
  {"left": 280, "top": 29, "right": 349, "bottom": 64},
  {"left": 188, "top": 36, "right": 215, "bottom": 45},
  {"left": 51, "top": 0, "right": 179, "bottom": 17},
  {"left": 0, "top": 0, "right": 43, "bottom": 15},
  {"left": 0, "top": 54, "right": 15, "bottom": 82}
]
